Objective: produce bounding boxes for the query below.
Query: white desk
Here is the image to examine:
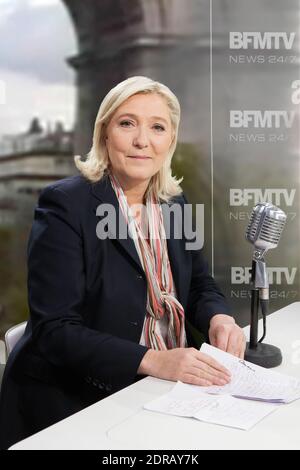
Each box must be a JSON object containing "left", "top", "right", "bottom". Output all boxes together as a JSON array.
[{"left": 11, "top": 302, "right": 300, "bottom": 450}]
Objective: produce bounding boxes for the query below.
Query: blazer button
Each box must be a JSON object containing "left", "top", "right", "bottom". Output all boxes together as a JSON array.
[{"left": 136, "top": 274, "right": 143, "bottom": 280}]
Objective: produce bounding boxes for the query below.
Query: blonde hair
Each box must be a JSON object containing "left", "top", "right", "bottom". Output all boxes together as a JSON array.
[{"left": 74, "top": 76, "right": 183, "bottom": 202}]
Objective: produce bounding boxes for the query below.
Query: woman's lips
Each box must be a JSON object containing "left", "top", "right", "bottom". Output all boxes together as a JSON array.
[{"left": 127, "top": 155, "right": 151, "bottom": 160}]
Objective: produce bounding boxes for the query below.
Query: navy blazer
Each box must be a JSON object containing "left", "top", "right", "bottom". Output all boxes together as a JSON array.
[{"left": 0, "top": 173, "right": 230, "bottom": 449}]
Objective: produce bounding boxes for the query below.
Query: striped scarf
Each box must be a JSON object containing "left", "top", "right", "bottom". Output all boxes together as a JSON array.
[{"left": 109, "top": 172, "right": 186, "bottom": 350}]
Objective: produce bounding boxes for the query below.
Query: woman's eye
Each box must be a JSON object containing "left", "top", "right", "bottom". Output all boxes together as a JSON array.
[
  {"left": 153, "top": 124, "right": 165, "bottom": 132},
  {"left": 119, "top": 121, "right": 165, "bottom": 131}
]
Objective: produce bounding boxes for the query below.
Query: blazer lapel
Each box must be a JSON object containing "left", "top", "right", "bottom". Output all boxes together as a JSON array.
[
  {"left": 91, "top": 173, "right": 144, "bottom": 275},
  {"left": 91, "top": 174, "right": 185, "bottom": 303}
]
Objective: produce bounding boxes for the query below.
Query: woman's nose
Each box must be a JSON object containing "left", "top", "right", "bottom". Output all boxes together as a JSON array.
[{"left": 133, "top": 126, "right": 149, "bottom": 148}]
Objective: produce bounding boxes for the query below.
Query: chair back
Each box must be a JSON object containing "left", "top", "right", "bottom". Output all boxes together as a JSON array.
[{"left": 4, "top": 321, "right": 27, "bottom": 360}]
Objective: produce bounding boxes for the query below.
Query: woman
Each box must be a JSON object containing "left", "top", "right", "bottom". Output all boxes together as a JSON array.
[{"left": 0, "top": 76, "right": 245, "bottom": 449}]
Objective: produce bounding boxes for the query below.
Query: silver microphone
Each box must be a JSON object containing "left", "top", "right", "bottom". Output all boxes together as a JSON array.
[
  {"left": 244, "top": 202, "right": 287, "bottom": 368},
  {"left": 246, "top": 203, "right": 287, "bottom": 259}
]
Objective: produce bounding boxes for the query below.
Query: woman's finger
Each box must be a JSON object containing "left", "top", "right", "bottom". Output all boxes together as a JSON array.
[
  {"left": 195, "top": 352, "right": 231, "bottom": 378},
  {"left": 190, "top": 365, "right": 230, "bottom": 386}
]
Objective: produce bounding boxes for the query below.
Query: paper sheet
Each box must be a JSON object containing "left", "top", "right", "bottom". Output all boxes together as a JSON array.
[
  {"left": 199, "top": 343, "right": 300, "bottom": 403},
  {"left": 144, "top": 382, "right": 277, "bottom": 430},
  {"left": 144, "top": 343, "right": 300, "bottom": 430}
]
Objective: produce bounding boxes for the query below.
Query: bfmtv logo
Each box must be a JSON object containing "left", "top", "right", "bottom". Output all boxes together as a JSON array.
[
  {"left": 230, "top": 189, "right": 296, "bottom": 207},
  {"left": 230, "top": 110, "right": 295, "bottom": 128},
  {"left": 231, "top": 267, "right": 297, "bottom": 285},
  {"left": 229, "top": 32, "right": 296, "bottom": 50}
]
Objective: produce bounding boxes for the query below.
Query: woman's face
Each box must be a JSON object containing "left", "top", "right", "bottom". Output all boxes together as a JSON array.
[{"left": 104, "top": 93, "right": 174, "bottom": 187}]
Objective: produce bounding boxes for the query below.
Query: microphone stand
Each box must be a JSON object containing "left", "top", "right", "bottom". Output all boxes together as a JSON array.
[{"left": 244, "top": 252, "right": 282, "bottom": 368}]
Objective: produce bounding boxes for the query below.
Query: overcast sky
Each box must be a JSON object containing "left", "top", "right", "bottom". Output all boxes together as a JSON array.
[{"left": 0, "top": 0, "right": 76, "bottom": 137}]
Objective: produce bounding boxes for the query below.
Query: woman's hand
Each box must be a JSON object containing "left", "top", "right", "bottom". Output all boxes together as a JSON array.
[
  {"left": 208, "top": 314, "right": 246, "bottom": 359},
  {"left": 137, "top": 347, "right": 231, "bottom": 386}
]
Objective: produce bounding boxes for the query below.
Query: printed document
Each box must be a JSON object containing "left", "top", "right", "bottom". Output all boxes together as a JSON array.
[
  {"left": 144, "top": 381, "right": 277, "bottom": 430},
  {"left": 144, "top": 343, "right": 300, "bottom": 430},
  {"left": 199, "top": 343, "right": 300, "bottom": 403}
]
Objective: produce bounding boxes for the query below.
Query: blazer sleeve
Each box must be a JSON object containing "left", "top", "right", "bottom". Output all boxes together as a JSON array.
[
  {"left": 182, "top": 194, "right": 232, "bottom": 339},
  {"left": 27, "top": 185, "right": 149, "bottom": 393}
]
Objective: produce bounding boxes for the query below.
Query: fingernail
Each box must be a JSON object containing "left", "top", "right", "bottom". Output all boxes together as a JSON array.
[
  {"left": 219, "top": 379, "right": 227, "bottom": 385},
  {"left": 223, "top": 374, "right": 230, "bottom": 381}
]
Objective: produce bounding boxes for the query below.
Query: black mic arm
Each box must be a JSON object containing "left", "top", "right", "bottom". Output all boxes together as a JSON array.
[
  {"left": 245, "top": 253, "right": 282, "bottom": 368},
  {"left": 255, "top": 254, "right": 269, "bottom": 344}
]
